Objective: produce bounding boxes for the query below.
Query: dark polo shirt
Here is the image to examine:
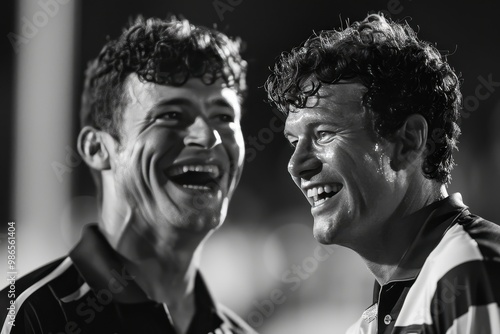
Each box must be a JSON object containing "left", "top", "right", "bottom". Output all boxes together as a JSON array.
[{"left": 1, "top": 224, "right": 256, "bottom": 334}]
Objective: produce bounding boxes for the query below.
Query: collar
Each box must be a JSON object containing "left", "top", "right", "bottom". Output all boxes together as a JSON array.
[
  {"left": 69, "top": 224, "right": 216, "bottom": 310},
  {"left": 387, "top": 192, "right": 469, "bottom": 283}
]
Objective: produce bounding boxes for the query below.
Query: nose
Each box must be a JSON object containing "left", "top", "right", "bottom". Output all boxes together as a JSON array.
[
  {"left": 288, "top": 141, "right": 322, "bottom": 179},
  {"left": 184, "top": 117, "right": 221, "bottom": 149}
]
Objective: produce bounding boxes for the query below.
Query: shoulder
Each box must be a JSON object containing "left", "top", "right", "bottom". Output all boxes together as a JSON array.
[
  {"left": 0, "top": 257, "right": 80, "bottom": 334},
  {"left": 427, "top": 212, "right": 500, "bottom": 269},
  {"left": 400, "top": 216, "right": 500, "bottom": 332},
  {"left": 456, "top": 212, "right": 500, "bottom": 261},
  {"left": 216, "top": 303, "right": 259, "bottom": 334},
  {"left": 424, "top": 215, "right": 500, "bottom": 293},
  {"left": 427, "top": 213, "right": 500, "bottom": 284}
]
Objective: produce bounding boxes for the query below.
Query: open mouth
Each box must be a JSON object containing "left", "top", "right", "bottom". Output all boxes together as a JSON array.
[
  {"left": 306, "top": 184, "right": 343, "bottom": 207},
  {"left": 165, "top": 164, "right": 222, "bottom": 191}
]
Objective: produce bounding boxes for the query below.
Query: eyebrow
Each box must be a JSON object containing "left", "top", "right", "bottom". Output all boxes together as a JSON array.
[
  {"left": 146, "top": 97, "right": 235, "bottom": 119},
  {"left": 208, "top": 96, "right": 232, "bottom": 106},
  {"left": 146, "top": 98, "right": 192, "bottom": 115},
  {"left": 142, "top": 99, "right": 182, "bottom": 123},
  {"left": 283, "top": 119, "right": 345, "bottom": 138}
]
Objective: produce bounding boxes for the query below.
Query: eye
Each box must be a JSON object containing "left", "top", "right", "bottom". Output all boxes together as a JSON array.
[
  {"left": 155, "top": 111, "right": 181, "bottom": 121},
  {"left": 154, "top": 111, "right": 183, "bottom": 125},
  {"left": 316, "top": 130, "right": 336, "bottom": 144},
  {"left": 287, "top": 138, "right": 298, "bottom": 149},
  {"left": 162, "top": 111, "right": 180, "bottom": 119},
  {"left": 213, "top": 113, "right": 235, "bottom": 123}
]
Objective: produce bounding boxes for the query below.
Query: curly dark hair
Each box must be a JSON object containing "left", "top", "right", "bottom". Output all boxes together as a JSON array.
[
  {"left": 265, "top": 14, "right": 462, "bottom": 184},
  {"left": 81, "top": 15, "right": 247, "bottom": 140}
]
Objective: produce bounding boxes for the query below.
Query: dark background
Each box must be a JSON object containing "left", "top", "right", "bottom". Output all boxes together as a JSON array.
[
  {"left": 2, "top": 0, "right": 500, "bottom": 226},
  {"left": 1, "top": 1, "right": 500, "bottom": 333}
]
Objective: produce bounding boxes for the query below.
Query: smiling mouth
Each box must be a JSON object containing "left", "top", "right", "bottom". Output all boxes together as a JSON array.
[
  {"left": 166, "top": 164, "right": 222, "bottom": 191},
  {"left": 306, "top": 184, "right": 343, "bottom": 207}
]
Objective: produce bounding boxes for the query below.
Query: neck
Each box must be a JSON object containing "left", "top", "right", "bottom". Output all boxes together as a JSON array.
[
  {"left": 122, "top": 232, "right": 201, "bottom": 302},
  {"left": 106, "top": 215, "right": 209, "bottom": 303},
  {"left": 99, "top": 174, "right": 210, "bottom": 333},
  {"left": 357, "top": 183, "right": 448, "bottom": 285},
  {"left": 121, "top": 228, "right": 206, "bottom": 334},
  {"left": 99, "top": 171, "right": 205, "bottom": 303},
  {"left": 107, "top": 220, "right": 208, "bottom": 334}
]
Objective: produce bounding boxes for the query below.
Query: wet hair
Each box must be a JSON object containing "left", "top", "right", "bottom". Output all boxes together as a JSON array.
[
  {"left": 81, "top": 15, "right": 247, "bottom": 140},
  {"left": 265, "top": 14, "right": 462, "bottom": 184}
]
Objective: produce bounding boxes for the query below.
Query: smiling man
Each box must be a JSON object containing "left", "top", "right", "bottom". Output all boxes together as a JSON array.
[
  {"left": 266, "top": 14, "right": 500, "bottom": 333},
  {"left": 1, "top": 16, "right": 255, "bottom": 334}
]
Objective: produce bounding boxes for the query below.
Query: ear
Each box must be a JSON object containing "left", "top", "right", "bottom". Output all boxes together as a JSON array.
[
  {"left": 390, "top": 114, "right": 428, "bottom": 171},
  {"left": 77, "top": 126, "right": 112, "bottom": 171}
]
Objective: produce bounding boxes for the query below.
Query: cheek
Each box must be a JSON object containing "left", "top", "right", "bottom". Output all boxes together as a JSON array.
[
  {"left": 223, "top": 124, "right": 245, "bottom": 167},
  {"left": 322, "top": 140, "right": 355, "bottom": 168},
  {"left": 369, "top": 143, "right": 397, "bottom": 183},
  {"left": 125, "top": 129, "right": 184, "bottom": 177},
  {"left": 235, "top": 131, "right": 245, "bottom": 165},
  {"left": 332, "top": 142, "right": 395, "bottom": 187},
  {"left": 376, "top": 154, "right": 397, "bottom": 183}
]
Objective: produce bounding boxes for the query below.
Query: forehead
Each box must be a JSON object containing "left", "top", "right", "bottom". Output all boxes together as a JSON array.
[
  {"left": 284, "top": 82, "right": 367, "bottom": 133},
  {"left": 122, "top": 74, "right": 241, "bottom": 117}
]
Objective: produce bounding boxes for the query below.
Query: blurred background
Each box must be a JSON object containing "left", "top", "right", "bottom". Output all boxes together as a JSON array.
[{"left": 1, "top": 0, "right": 499, "bottom": 333}]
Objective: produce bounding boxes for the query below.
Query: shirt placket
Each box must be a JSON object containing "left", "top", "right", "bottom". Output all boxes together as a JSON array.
[{"left": 377, "top": 281, "right": 412, "bottom": 333}]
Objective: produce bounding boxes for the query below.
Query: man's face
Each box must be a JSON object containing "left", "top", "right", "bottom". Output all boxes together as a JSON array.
[
  {"left": 284, "top": 82, "right": 405, "bottom": 246},
  {"left": 106, "top": 75, "right": 244, "bottom": 242}
]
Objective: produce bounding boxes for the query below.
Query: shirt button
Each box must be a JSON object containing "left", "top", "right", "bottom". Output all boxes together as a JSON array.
[{"left": 384, "top": 314, "right": 392, "bottom": 325}]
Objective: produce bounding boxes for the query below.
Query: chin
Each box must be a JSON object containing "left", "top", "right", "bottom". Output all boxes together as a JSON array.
[
  {"left": 312, "top": 215, "right": 349, "bottom": 245},
  {"left": 313, "top": 222, "right": 335, "bottom": 245},
  {"left": 195, "top": 216, "right": 223, "bottom": 232},
  {"left": 178, "top": 208, "right": 225, "bottom": 232},
  {"left": 313, "top": 232, "right": 338, "bottom": 245}
]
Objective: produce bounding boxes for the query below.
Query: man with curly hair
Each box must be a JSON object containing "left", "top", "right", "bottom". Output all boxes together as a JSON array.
[
  {"left": 266, "top": 14, "right": 500, "bottom": 333},
  {"left": 1, "top": 16, "right": 256, "bottom": 334}
]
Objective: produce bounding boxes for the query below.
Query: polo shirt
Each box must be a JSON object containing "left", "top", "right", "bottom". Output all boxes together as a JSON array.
[
  {"left": 0, "top": 224, "right": 256, "bottom": 334},
  {"left": 346, "top": 193, "right": 500, "bottom": 333}
]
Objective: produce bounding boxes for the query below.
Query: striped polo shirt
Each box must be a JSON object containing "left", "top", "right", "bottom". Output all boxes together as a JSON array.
[
  {"left": 346, "top": 193, "right": 500, "bottom": 334},
  {"left": 0, "top": 224, "right": 256, "bottom": 334}
]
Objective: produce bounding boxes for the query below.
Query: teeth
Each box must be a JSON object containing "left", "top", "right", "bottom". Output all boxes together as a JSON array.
[
  {"left": 305, "top": 184, "right": 342, "bottom": 206},
  {"left": 306, "top": 185, "right": 340, "bottom": 198},
  {"left": 314, "top": 197, "right": 328, "bottom": 206},
  {"left": 182, "top": 184, "right": 210, "bottom": 190},
  {"left": 169, "top": 165, "right": 220, "bottom": 178}
]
